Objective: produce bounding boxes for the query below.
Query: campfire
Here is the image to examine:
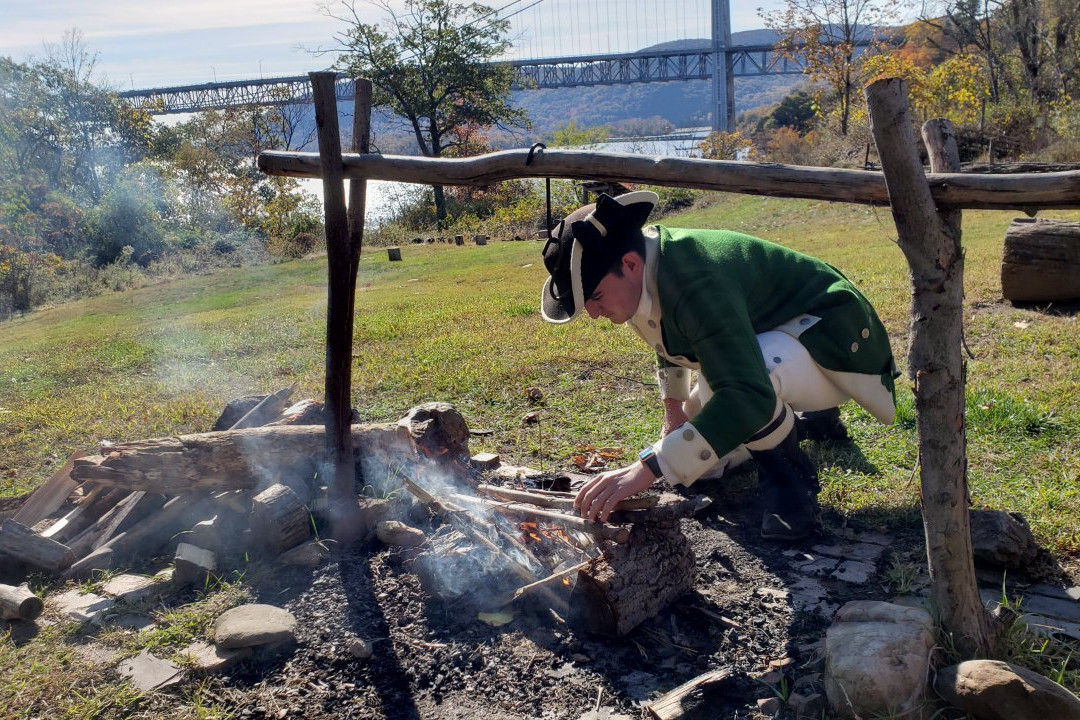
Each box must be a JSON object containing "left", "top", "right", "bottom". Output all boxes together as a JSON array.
[{"left": 1, "top": 392, "right": 709, "bottom": 639}]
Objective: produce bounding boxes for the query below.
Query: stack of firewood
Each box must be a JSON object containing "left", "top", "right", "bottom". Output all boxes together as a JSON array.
[
  {"left": 2, "top": 392, "right": 711, "bottom": 636},
  {"left": 0, "top": 387, "right": 416, "bottom": 585}
]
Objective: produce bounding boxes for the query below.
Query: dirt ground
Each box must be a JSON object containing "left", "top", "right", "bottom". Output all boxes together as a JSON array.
[{"left": 161, "top": 472, "right": 931, "bottom": 720}]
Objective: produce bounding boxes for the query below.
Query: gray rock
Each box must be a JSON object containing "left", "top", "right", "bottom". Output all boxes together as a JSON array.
[
  {"left": 813, "top": 541, "right": 888, "bottom": 563},
  {"left": 173, "top": 543, "right": 217, "bottom": 587},
  {"left": 970, "top": 510, "right": 1039, "bottom": 569},
  {"left": 934, "top": 660, "right": 1080, "bottom": 720},
  {"left": 100, "top": 574, "right": 160, "bottom": 604},
  {"left": 117, "top": 649, "right": 184, "bottom": 692},
  {"left": 278, "top": 540, "right": 331, "bottom": 567},
  {"left": 830, "top": 559, "right": 876, "bottom": 584},
  {"left": 789, "top": 691, "right": 826, "bottom": 719},
  {"left": 348, "top": 637, "right": 373, "bottom": 659},
  {"left": 213, "top": 603, "right": 297, "bottom": 649},
  {"left": 50, "top": 589, "right": 113, "bottom": 624},
  {"left": 824, "top": 600, "right": 935, "bottom": 720},
  {"left": 180, "top": 641, "right": 252, "bottom": 673}
]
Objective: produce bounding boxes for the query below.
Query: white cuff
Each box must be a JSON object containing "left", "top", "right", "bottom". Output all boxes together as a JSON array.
[
  {"left": 657, "top": 366, "right": 691, "bottom": 402},
  {"left": 653, "top": 421, "right": 717, "bottom": 487}
]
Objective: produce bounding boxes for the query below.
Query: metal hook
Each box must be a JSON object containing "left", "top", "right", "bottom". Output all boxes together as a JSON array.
[{"left": 526, "top": 143, "right": 553, "bottom": 238}]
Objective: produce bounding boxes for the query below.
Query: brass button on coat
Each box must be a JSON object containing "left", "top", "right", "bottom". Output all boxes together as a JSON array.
[
  {"left": 682, "top": 428, "right": 695, "bottom": 441},
  {"left": 699, "top": 449, "right": 712, "bottom": 461}
]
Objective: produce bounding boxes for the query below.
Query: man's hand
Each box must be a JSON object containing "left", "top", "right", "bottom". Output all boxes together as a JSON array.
[
  {"left": 574, "top": 461, "right": 657, "bottom": 523},
  {"left": 662, "top": 398, "right": 690, "bottom": 437}
]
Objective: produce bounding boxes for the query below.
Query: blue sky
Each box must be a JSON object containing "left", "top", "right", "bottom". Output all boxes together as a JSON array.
[{"left": 1, "top": 0, "right": 789, "bottom": 89}]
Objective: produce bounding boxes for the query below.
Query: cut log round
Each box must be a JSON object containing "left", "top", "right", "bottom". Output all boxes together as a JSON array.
[
  {"left": 0, "top": 584, "right": 43, "bottom": 621},
  {"left": 70, "top": 423, "right": 414, "bottom": 494},
  {"left": 250, "top": 483, "right": 310, "bottom": 555},
  {"left": 0, "top": 518, "right": 75, "bottom": 573},
  {"left": 568, "top": 521, "right": 695, "bottom": 637},
  {"left": 1001, "top": 218, "right": 1080, "bottom": 303},
  {"left": 387, "top": 246, "right": 402, "bottom": 261}
]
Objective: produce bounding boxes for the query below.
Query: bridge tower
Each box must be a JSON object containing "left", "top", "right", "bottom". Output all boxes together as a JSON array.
[{"left": 711, "top": 0, "right": 735, "bottom": 132}]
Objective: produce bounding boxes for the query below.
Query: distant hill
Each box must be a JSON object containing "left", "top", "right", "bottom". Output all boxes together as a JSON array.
[{"left": 343, "top": 29, "right": 808, "bottom": 154}]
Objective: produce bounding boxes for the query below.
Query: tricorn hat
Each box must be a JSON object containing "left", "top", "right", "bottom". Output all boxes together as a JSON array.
[{"left": 540, "top": 190, "right": 658, "bottom": 323}]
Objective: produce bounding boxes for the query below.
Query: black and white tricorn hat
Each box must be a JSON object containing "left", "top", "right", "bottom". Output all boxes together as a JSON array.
[{"left": 540, "top": 190, "right": 658, "bottom": 324}]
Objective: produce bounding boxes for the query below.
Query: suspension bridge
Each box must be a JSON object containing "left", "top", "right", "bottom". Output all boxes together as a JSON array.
[{"left": 117, "top": 0, "right": 873, "bottom": 132}]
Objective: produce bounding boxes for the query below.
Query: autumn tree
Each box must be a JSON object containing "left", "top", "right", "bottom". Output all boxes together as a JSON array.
[
  {"left": 327, "top": 0, "right": 530, "bottom": 224},
  {"left": 761, "top": 0, "right": 902, "bottom": 135}
]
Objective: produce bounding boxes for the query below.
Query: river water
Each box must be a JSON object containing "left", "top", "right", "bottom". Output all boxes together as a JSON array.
[{"left": 299, "top": 128, "right": 713, "bottom": 225}]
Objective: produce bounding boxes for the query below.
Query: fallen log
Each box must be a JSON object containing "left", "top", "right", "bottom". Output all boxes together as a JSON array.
[
  {"left": 0, "top": 584, "right": 43, "bottom": 621},
  {"left": 568, "top": 521, "right": 695, "bottom": 637},
  {"left": 11, "top": 450, "right": 87, "bottom": 528},
  {"left": 0, "top": 519, "right": 75, "bottom": 573},
  {"left": 70, "top": 423, "right": 414, "bottom": 493},
  {"left": 1001, "top": 218, "right": 1080, "bottom": 303}
]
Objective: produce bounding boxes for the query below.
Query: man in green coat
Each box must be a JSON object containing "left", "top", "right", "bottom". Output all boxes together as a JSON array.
[{"left": 540, "top": 191, "right": 898, "bottom": 540}]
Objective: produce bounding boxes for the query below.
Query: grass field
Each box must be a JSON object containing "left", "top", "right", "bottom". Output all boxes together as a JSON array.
[{"left": 2, "top": 192, "right": 1078, "bottom": 553}]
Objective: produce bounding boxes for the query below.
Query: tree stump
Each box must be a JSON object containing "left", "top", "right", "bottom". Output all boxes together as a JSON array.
[
  {"left": 0, "top": 584, "right": 43, "bottom": 620},
  {"left": 473, "top": 234, "right": 488, "bottom": 246},
  {"left": 1001, "top": 218, "right": 1080, "bottom": 303},
  {"left": 387, "top": 246, "right": 402, "bottom": 261},
  {"left": 568, "top": 521, "right": 695, "bottom": 637},
  {"left": 250, "top": 483, "right": 310, "bottom": 555},
  {"left": 454, "top": 235, "right": 464, "bottom": 246}
]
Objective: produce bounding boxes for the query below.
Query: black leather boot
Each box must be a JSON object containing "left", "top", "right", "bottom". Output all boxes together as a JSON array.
[
  {"left": 751, "top": 426, "right": 820, "bottom": 541},
  {"left": 795, "top": 407, "right": 849, "bottom": 442}
]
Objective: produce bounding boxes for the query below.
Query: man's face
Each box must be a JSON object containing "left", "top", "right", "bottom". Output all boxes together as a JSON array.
[{"left": 583, "top": 254, "right": 644, "bottom": 325}]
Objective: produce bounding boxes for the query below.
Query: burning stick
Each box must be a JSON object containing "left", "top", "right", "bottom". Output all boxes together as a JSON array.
[
  {"left": 448, "top": 493, "right": 630, "bottom": 544},
  {"left": 401, "top": 475, "right": 568, "bottom": 613},
  {"left": 509, "top": 558, "right": 595, "bottom": 603},
  {"left": 477, "top": 484, "right": 659, "bottom": 512}
]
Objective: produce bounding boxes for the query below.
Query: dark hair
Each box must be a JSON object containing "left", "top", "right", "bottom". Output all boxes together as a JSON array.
[{"left": 606, "top": 228, "right": 646, "bottom": 278}]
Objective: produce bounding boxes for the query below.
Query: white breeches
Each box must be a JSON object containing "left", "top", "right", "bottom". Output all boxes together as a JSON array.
[{"left": 685, "top": 330, "right": 895, "bottom": 478}]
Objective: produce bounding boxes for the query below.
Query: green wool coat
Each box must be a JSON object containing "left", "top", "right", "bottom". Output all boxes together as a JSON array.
[{"left": 652, "top": 225, "right": 898, "bottom": 459}]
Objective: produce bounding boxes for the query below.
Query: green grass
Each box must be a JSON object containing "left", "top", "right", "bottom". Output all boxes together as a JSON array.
[{"left": 2, "top": 193, "right": 1078, "bottom": 555}]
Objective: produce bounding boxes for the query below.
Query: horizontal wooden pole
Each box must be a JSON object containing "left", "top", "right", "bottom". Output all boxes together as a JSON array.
[{"left": 257, "top": 148, "right": 1080, "bottom": 211}]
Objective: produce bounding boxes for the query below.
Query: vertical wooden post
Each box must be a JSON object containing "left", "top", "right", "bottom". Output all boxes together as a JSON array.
[
  {"left": 865, "top": 79, "right": 991, "bottom": 658},
  {"left": 310, "top": 71, "right": 361, "bottom": 541}
]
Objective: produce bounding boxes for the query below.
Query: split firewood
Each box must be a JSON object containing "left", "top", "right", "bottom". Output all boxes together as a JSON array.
[
  {"left": 0, "top": 584, "right": 43, "bottom": 621},
  {"left": 65, "top": 491, "right": 167, "bottom": 559},
  {"left": 40, "top": 486, "right": 127, "bottom": 543},
  {"left": 448, "top": 493, "right": 630, "bottom": 544},
  {"left": 477, "top": 484, "right": 659, "bottom": 512},
  {"left": 228, "top": 384, "right": 297, "bottom": 430},
  {"left": 249, "top": 483, "right": 310, "bottom": 556},
  {"left": 569, "top": 521, "right": 695, "bottom": 637},
  {"left": 69, "top": 423, "right": 414, "bottom": 493},
  {"left": 0, "top": 519, "right": 75, "bottom": 573},
  {"left": 11, "top": 450, "right": 87, "bottom": 528},
  {"left": 644, "top": 668, "right": 734, "bottom": 720},
  {"left": 64, "top": 493, "right": 218, "bottom": 579}
]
